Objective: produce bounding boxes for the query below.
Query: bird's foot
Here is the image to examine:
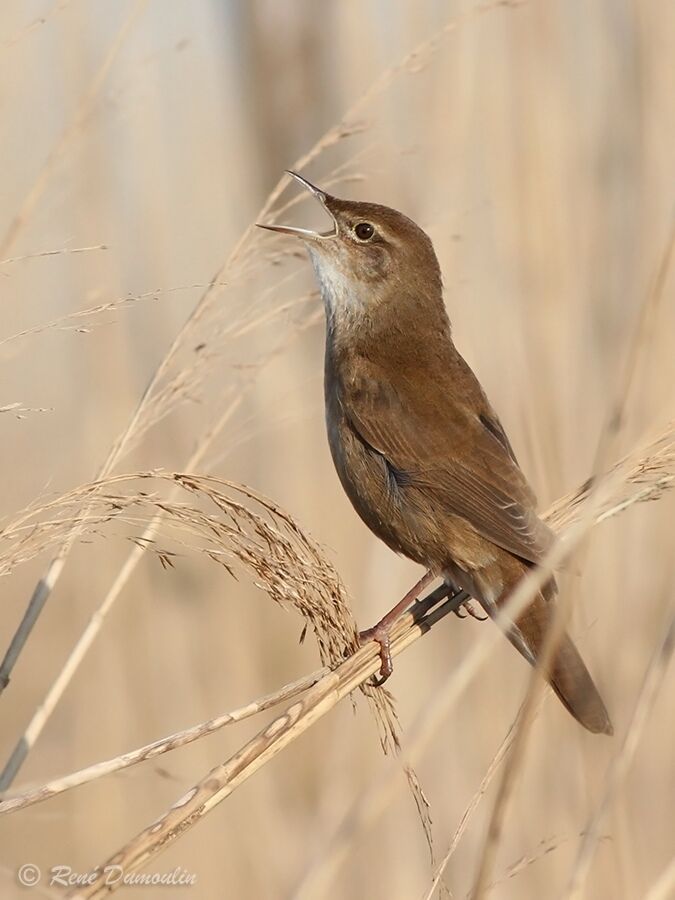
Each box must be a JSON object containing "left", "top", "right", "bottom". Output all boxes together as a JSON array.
[
  {"left": 454, "top": 598, "right": 488, "bottom": 621},
  {"left": 355, "top": 571, "right": 450, "bottom": 686},
  {"left": 358, "top": 624, "right": 393, "bottom": 686}
]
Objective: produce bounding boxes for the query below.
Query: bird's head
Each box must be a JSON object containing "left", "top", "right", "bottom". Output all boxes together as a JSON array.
[{"left": 258, "top": 171, "right": 443, "bottom": 326}]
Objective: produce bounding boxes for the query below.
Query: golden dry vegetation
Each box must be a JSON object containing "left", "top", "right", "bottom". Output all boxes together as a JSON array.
[{"left": 1, "top": 2, "right": 674, "bottom": 898}]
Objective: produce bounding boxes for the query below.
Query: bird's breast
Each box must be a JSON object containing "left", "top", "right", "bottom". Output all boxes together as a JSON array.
[{"left": 323, "top": 364, "right": 439, "bottom": 565}]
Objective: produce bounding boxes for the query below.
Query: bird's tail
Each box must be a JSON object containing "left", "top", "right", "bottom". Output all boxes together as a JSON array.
[{"left": 489, "top": 579, "right": 613, "bottom": 735}]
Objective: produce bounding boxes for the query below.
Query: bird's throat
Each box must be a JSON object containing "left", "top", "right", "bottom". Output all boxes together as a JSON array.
[{"left": 308, "top": 247, "right": 368, "bottom": 334}]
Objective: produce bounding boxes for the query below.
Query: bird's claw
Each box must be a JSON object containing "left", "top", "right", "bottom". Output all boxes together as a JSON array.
[
  {"left": 358, "top": 625, "right": 393, "bottom": 686},
  {"left": 462, "top": 598, "right": 488, "bottom": 621}
]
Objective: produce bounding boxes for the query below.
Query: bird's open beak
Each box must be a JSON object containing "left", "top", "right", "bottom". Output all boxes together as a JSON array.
[{"left": 257, "top": 171, "right": 337, "bottom": 240}]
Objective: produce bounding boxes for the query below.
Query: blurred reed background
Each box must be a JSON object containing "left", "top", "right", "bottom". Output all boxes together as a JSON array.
[{"left": 1, "top": 1, "right": 674, "bottom": 898}]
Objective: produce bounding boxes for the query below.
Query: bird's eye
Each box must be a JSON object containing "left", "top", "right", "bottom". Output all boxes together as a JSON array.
[{"left": 354, "top": 222, "right": 375, "bottom": 241}]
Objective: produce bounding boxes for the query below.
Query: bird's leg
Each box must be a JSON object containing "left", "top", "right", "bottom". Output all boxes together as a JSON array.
[{"left": 358, "top": 570, "right": 437, "bottom": 685}]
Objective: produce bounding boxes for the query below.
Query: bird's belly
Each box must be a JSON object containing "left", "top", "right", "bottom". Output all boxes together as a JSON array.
[{"left": 326, "top": 413, "right": 442, "bottom": 566}]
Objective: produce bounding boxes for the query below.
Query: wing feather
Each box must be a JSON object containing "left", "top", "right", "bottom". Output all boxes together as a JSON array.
[{"left": 342, "top": 366, "right": 553, "bottom": 564}]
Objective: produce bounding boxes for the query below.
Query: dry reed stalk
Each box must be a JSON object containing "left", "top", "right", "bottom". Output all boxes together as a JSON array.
[
  {"left": 0, "top": 174, "right": 290, "bottom": 696},
  {"left": 0, "top": 281, "right": 228, "bottom": 348},
  {"left": 0, "top": 0, "right": 154, "bottom": 699},
  {"left": 591, "top": 215, "right": 675, "bottom": 472},
  {"left": 0, "top": 294, "right": 317, "bottom": 787},
  {"left": 0, "top": 243, "right": 106, "bottom": 267},
  {"left": 0, "top": 0, "right": 74, "bottom": 52},
  {"left": 65, "top": 591, "right": 458, "bottom": 900},
  {"left": 483, "top": 833, "right": 578, "bottom": 896},
  {"left": 0, "top": 403, "right": 51, "bottom": 418},
  {"left": 469, "top": 596, "right": 579, "bottom": 899},
  {"left": 0, "top": 422, "right": 660, "bottom": 899},
  {"left": 0, "top": 457, "right": 407, "bottom": 812},
  {"left": 645, "top": 854, "right": 675, "bottom": 900},
  {"left": 0, "top": 668, "right": 327, "bottom": 816},
  {"left": 468, "top": 218, "right": 675, "bottom": 899},
  {"left": 563, "top": 609, "right": 675, "bottom": 899},
  {"left": 0, "top": 0, "right": 149, "bottom": 261},
  {"left": 1, "top": 471, "right": 357, "bottom": 660},
  {"left": 420, "top": 712, "right": 528, "bottom": 900}
]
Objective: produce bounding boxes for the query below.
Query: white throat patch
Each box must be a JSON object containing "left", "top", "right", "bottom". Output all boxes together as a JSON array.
[{"left": 307, "top": 246, "right": 365, "bottom": 327}]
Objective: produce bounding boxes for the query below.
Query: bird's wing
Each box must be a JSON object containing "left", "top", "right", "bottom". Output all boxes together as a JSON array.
[{"left": 342, "top": 365, "right": 554, "bottom": 564}]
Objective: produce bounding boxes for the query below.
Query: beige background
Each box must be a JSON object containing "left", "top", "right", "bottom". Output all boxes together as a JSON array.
[{"left": 1, "top": 1, "right": 674, "bottom": 898}]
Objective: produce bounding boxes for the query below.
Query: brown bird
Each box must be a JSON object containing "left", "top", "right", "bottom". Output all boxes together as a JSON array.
[{"left": 260, "top": 171, "right": 612, "bottom": 735}]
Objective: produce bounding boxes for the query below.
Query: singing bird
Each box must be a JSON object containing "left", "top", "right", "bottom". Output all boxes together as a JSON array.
[{"left": 260, "top": 171, "right": 612, "bottom": 735}]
